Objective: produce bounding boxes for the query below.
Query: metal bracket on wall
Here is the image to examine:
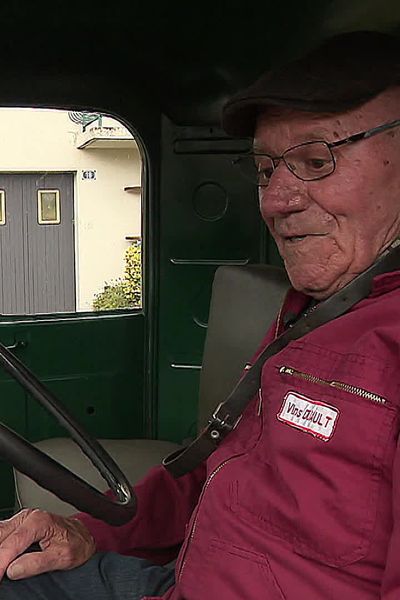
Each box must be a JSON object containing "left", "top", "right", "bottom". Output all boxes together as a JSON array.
[{"left": 6, "top": 341, "right": 27, "bottom": 351}]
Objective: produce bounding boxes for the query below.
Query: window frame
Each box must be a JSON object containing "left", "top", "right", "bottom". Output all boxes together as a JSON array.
[
  {"left": 0, "top": 190, "right": 6, "bottom": 225},
  {"left": 37, "top": 189, "right": 61, "bottom": 225}
]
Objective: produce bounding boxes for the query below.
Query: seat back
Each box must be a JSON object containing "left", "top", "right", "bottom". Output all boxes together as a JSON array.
[{"left": 198, "top": 264, "right": 289, "bottom": 428}]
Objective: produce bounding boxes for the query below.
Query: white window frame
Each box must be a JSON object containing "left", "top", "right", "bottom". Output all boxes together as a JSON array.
[
  {"left": 37, "top": 189, "right": 60, "bottom": 225},
  {"left": 0, "top": 190, "right": 5, "bottom": 225}
]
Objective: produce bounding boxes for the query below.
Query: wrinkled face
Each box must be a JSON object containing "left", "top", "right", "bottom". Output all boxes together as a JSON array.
[{"left": 255, "top": 89, "right": 400, "bottom": 299}]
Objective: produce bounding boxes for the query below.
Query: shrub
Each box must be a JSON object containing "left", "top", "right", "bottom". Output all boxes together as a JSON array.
[
  {"left": 123, "top": 242, "right": 142, "bottom": 306},
  {"left": 92, "top": 280, "right": 132, "bottom": 310},
  {"left": 92, "top": 241, "right": 142, "bottom": 311}
]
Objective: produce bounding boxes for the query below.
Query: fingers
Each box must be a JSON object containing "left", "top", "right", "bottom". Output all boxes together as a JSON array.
[
  {"left": 0, "top": 511, "right": 43, "bottom": 580},
  {"left": 7, "top": 550, "right": 61, "bottom": 580},
  {"left": 0, "top": 509, "right": 32, "bottom": 544},
  {"left": 3, "top": 511, "right": 96, "bottom": 580}
]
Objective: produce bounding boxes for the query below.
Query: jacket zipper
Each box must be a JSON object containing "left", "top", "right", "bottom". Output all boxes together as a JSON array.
[
  {"left": 178, "top": 453, "right": 242, "bottom": 582},
  {"left": 279, "top": 365, "right": 386, "bottom": 405}
]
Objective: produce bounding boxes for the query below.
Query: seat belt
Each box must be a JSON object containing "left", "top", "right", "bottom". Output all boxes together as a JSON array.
[{"left": 163, "top": 240, "right": 400, "bottom": 478}]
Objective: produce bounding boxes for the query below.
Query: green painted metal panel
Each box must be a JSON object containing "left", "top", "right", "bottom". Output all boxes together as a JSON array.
[
  {"left": 0, "top": 313, "right": 145, "bottom": 514},
  {"left": 0, "top": 380, "right": 26, "bottom": 518},
  {"left": 157, "top": 117, "right": 268, "bottom": 443}
]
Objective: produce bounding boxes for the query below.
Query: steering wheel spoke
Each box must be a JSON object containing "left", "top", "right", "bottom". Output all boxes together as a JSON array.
[{"left": 0, "top": 341, "right": 137, "bottom": 526}]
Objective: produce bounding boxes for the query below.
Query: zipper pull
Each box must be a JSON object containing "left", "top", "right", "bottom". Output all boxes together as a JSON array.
[
  {"left": 279, "top": 366, "right": 294, "bottom": 375},
  {"left": 257, "top": 389, "right": 263, "bottom": 416}
]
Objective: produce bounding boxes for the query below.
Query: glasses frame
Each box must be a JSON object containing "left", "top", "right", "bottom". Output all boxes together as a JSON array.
[{"left": 234, "top": 118, "right": 400, "bottom": 185}]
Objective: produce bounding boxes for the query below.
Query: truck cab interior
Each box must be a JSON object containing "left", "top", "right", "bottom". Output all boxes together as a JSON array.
[{"left": 0, "top": 0, "right": 399, "bottom": 524}]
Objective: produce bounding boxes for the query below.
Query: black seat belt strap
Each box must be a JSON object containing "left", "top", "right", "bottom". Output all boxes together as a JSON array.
[{"left": 163, "top": 241, "right": 400, "bottom": 478}]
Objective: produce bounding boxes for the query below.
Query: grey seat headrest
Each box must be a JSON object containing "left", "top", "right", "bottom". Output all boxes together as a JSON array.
[{"left": 198, "top": 264, "right": 290, "bottom": 429}]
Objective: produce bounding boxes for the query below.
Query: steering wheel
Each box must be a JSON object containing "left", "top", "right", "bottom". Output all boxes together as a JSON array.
[{"left": 0, "top": 341, "right": 137, "bottom": 526}]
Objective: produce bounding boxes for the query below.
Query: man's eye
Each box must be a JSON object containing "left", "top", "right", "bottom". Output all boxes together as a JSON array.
[
  {"left": 257, "top": 164, "right": 274, "bottom": 181},
  {"left": 306, "top": 158, "right": 329, "bottom": 170}
]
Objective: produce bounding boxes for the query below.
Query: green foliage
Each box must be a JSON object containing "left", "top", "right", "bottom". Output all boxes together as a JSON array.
[
  {"left": 92, "top": 280, "right": 132, "bottom": 311},
  {"left": 93, "top": 241, "right": 142, "bottom": 311},
  {"left": 123, "top": 242, "right": 142, "bottom": 306}
]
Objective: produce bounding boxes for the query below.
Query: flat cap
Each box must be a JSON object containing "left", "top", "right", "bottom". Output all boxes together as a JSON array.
[{"left": 222, "top": 31, "right": 400, "bottom": 137}]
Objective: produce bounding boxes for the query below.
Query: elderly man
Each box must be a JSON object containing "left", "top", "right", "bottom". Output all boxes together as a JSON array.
[{"left": 1, "top": 29, "right": 400, "bottom": 600}]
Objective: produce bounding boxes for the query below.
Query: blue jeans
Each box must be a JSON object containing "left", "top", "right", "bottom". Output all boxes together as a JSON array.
[{"left": 0, "top": 552, "right": 175, "bottom": 599}]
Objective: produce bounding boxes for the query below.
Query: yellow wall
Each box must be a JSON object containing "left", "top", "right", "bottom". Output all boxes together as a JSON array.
[{"left": 0, "top": 108, "right": 141, "bottom": 311}]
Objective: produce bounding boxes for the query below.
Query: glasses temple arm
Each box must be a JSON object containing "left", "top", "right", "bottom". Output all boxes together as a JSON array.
[
  {"left": 330, "top": 118, "right": 400, "bottom": 149},
  {"left": 363, "top": 118, "right": 400, "bottom": 139}
]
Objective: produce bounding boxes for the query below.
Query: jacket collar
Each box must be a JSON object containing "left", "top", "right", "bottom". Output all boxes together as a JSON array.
[
  {"left": 281, "top": 269, "right": 400, "bottom": 328},
  {"left": 369, "top": 269, "right": 400, "bottom": 297}
]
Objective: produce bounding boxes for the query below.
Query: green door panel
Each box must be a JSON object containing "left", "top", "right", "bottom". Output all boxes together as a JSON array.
[
  {"left": 157, "top": 366, "right": 201, "bottom": 445},
  {"left": 26, "top": 370, "right": 143, "bottom": 441},
  {"left": 0, "top": 313, "right": 145, "bottom": 514},
  {"left": 0, "top": 380, "right": 26, "bottom": 518},
  {"left": 157, "top": 117, "right": 268, "bottom": 443}
]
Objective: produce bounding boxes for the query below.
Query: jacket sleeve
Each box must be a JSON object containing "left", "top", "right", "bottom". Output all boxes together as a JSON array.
[{"left": 74, "top": 462, "right": 206, "bottom": 565}]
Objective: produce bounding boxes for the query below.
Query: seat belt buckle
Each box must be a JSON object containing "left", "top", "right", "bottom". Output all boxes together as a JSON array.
[{"left": 208, "top": 403, "right": 242, "bottom": 442}]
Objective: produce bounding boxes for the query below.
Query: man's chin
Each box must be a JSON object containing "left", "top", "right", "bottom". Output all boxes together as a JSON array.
[
  {"left": 287, "top": 272, "right": 349, "bottom": 300},
  {"left": 286, "top": 268, "right": 340, "bottom": 300}
]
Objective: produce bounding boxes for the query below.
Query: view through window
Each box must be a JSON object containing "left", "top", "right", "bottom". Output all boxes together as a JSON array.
[{"left": 0, "top": 108, "right": 142, "bottom": 315}]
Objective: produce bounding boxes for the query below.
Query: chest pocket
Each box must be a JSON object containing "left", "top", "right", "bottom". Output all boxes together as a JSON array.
[{"left": 230, "top": 343, "right": 399, "bottom": 567}]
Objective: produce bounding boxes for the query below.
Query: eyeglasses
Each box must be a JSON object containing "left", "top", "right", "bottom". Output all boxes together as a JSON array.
[{"left": 233, "top": 118, "right": 400, "bottom": 186}]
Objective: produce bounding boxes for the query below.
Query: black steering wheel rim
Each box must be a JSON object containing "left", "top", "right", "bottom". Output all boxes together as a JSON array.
[{"left": 0, "top": 341, "right": 137, "bottom": 526}]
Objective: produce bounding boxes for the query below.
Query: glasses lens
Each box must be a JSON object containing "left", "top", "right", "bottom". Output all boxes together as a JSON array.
[
  {"left": 283, "top": 142, "right": 334, "bottom": 181},
  {"left": 233, "top": 154, "right": 274, "bottom": 186}
]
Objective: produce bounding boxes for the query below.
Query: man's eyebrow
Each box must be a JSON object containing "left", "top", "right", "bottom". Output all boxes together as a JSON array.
[
  {"left": 253, "top": 128, "right": 336, "bottom": 154},
  {"left": 306, "top": 128, "right": 334, "bottom": 140}
]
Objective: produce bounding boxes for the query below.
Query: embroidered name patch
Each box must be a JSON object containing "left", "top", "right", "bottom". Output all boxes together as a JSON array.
[{"left": 277, "top": 391, "right": 339, "bottom": 442}]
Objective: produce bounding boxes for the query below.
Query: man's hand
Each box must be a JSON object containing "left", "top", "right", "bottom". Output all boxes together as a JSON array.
[{"left": 0, "top": 509, "right": 96, "bottom": 581}]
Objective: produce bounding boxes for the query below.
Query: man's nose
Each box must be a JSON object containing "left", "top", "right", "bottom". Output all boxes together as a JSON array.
[{"left": 259, "top": 164, "right": 310, "bottom": 218}]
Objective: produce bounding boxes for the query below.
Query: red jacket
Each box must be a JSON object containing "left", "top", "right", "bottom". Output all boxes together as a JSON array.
[{"left": 77, "top": 271, "right": 400, "bottom": 600}]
